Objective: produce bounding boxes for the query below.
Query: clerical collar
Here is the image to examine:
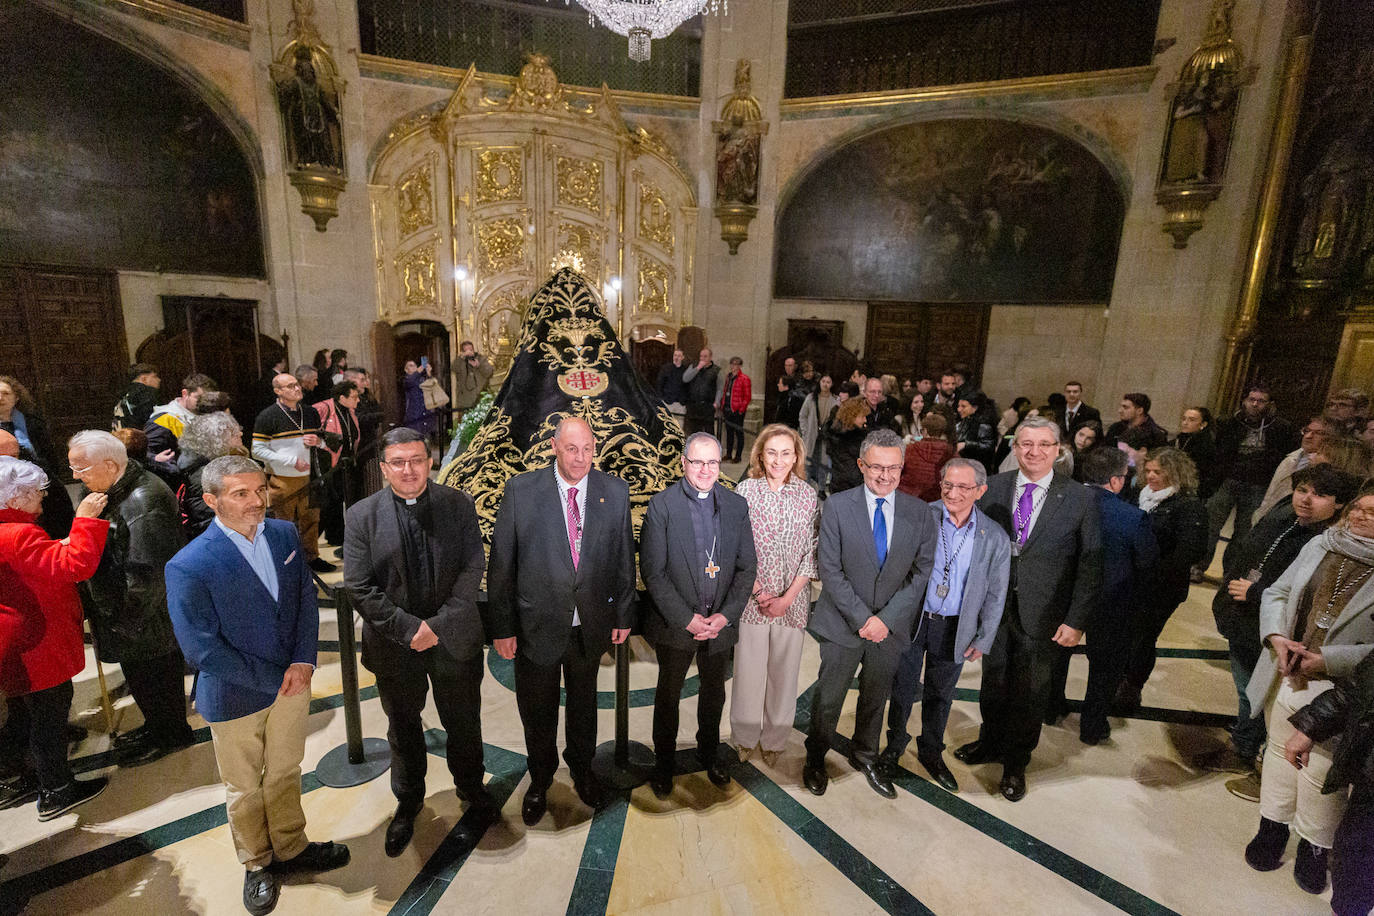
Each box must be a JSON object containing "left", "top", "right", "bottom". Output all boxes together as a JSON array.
[
  {"left": 392, "top": 487, "right": 429, "bottom": 507},
  {"left": 681, "top": 478, "right": 713, "bottom": 501}
]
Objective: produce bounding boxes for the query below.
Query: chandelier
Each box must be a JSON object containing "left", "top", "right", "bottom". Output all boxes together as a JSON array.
[{"left": 560, "top": 0, "right": 725, "bottom": 62}]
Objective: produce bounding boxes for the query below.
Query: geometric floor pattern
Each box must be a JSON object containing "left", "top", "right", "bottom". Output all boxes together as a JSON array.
[{"left": 0, "top": 544, "right": 1332, "bottom": 915}]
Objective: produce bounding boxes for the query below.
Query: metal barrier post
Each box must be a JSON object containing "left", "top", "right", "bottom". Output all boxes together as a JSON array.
[
  {"left": 591, "top": 636, "right": 653, "bottom": 790},
  {"left": 314, "top": 580, "right": 390, "bottom": 787}
]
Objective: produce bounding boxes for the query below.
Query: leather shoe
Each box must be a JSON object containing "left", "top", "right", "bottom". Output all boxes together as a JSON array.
[
  {"left": 999, "top": 769, "right": 1027, "bottom": 802},
  {"left": 275, "top": 840, "right": 350, "bottom": 873},
  {"left": 384, "top": 809, "right": 417, "bottom": 857},
  {"left": 917, "top": 752, "right": 959, "bottom": 792},
  {"left": 243, "top": 867, "right": 279, "bottom": 916},
  {"left": 573, "top": 775, "right": 606, "bottom": 810},
  {"left": 802, "top": 761, "right": 828, "bottom": 796},
  {"left": 649, "top": 771, "right": 674, "bottom": 800},
  {"left": 953, "top": 739, "right": 998, "bottom": 766},
  {"left": 849, "top": 756, "right": 896, "bottom": 799},
  {"left": 704, "top": 761, "right": 731, "bottom": 788},
  {"left": 521, "top": 787, "right": 547, "bottom": 826}
]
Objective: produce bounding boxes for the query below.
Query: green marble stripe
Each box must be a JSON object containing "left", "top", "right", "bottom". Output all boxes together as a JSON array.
[
  {"left": 1, "top": 772, "right": 325, "bottom": 904},
  {"left": 386, "top": 741, "right": 528, "bottom": 916},
  {"left": 565, "top": 795, "right": 631, "bottom": 916},
  {"left": 734, "top": 763, "right": 934, "bottom": 915},
  {"left": 797, "top": 681, "right": 1179, "bottom": 916}
]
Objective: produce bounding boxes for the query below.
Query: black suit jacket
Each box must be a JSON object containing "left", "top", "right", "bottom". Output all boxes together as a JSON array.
[
  {"left": 486, "top": 466, "right": 636, "bottom": 666},
  {"left": 344, "top": 482, "right": 487, "bottom": 675},
  {"left": 640, "top": 482, "right": 757, "bottom": 654},
  {"left": 977, "top": 470, "right": 1102, "bottom": 639},
  {"left": 1059, "top": 403, "right": 1101, "bottom": 436}
]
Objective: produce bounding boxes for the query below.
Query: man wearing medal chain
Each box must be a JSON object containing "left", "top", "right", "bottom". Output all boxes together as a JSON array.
[
  {"left": 879, "top": 457, "right": 1010, "bottom": 793},
  {"left": 252, "top": 373, "right": 331, "bottom": 573},
  {"left": 641, "top": 432, "right": 757, "bottom": 799},
  {"left": 955, "top": 416, "right": 1102, "bottom": 801}
]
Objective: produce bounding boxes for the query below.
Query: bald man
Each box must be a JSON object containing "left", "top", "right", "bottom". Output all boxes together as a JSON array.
[
  {"left": 488, "top": 417, "right": 636, "bottom": 824},
  {"left": 252, "top": 373, "right": 330, "bottom": 572},
  {"left": 0, "top": 429, "right": 73, "bottom": 539}
]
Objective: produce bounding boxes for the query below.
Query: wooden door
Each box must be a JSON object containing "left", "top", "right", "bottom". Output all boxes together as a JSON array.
[
  {"left": 863, "top": 302, "right": 990, "bottom": 386},
  {"left": 1, "top": 264, "right": 127, "bottom": 456}
]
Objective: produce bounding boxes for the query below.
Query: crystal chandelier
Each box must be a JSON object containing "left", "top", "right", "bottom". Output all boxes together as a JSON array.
[{"left": 561, "top": 0, "right": 725, "bottom": 62}]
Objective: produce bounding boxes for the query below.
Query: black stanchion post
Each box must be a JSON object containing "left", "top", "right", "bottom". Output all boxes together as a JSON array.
[
  {"left": 315, "top": 582, "right": 391, "bottom": 788},
  {"left": 592, "top": 615, "right": 654, "bottom": 790}
]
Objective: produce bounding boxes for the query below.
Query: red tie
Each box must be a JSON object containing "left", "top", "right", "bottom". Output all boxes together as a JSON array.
[{"left": 567, "top": 487, "right": 581, "bottom": 570}]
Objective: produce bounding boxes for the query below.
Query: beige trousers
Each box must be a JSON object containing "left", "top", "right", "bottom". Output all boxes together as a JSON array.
[
  {"left": 269, "top": 474, "right": 319, "bottom": 560},
  {"left": 208, "top": 688, "right": 310, "bottom": 868},
  {"left": 730, "top": 622, "right": 805, "bottom": 753},
  {"left": 1260, "top": 677, "right": 1349, "bottom": 849}
]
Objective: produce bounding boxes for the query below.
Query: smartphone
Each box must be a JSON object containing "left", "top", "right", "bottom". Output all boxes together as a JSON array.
[{"left": 419, "top": 355, "right": 430, "bottom": 369}]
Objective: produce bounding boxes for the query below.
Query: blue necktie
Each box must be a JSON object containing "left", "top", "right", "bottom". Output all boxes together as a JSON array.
[{"left": 874, "top": 497, "right": 888, "bottom": 568}]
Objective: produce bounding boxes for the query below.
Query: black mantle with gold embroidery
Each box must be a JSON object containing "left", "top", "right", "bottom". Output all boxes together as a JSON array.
[{"left": 438, "top": 267, "right": 685, "bottom": 541}]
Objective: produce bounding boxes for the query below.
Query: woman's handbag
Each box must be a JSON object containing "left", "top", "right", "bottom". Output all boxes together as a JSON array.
[{"left": 420, "top": 376, "right": 450, "bottom": 411}]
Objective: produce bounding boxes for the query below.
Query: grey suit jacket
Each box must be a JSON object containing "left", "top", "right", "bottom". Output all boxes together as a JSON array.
[
  {"left": 640, "top": 481, "right": 757, "bottom": 654},
  {"left": 977, "top": 470, "right": 1102, "bottom": 638},
  {"left": 809, "top": 487, "right": 938, "bottom": 649},
  {"left": 1246, "top": 537, "right": 1374, "bottom": 716},
  {"left": 930, "top": 503, "right": 1012, "bottom": 660},
  {"left": 343, "top": 482, "right": 487, "bottom": 675},
  {"left": 486, "top": 466, "right": 637, "bottom": 667}
]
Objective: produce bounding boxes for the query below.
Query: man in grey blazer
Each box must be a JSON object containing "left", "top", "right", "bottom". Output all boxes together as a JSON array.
[
  {"left": 804, "top": 429, "right": 938, "bottom": 798},
  {"left": 487, "top": 417, "right": 636, "bottom": 825},
  {"left": 641, "top": 432, "right": 757, "bottom": 799},
  {"left": 954, "top": 417, "right": 1102, "bottom": 801},
  {"left": 880, "top": 457, "right": 1010, "bottom": 793},
  {"left": 344, "top": 427, "right": 492, "bottom": 858}
]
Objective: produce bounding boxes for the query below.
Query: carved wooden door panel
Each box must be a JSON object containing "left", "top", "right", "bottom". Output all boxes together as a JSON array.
[
  {"left": 2, "top": 265, "right": 127, "bottom": 454},
  {"left": 863, "top": 302, "right": 989, "bottom": 383}
]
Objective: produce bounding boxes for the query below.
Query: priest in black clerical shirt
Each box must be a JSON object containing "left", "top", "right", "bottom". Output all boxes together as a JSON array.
[{"left": 343, "top": 427, "right": 493, "bottom": 858}]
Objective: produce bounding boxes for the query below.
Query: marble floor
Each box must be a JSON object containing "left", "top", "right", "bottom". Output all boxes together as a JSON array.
[{"left": 0, "top": 541, "right": 1335, "bottom": 916}]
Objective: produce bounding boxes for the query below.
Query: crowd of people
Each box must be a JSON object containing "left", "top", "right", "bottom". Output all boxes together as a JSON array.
[{"left": 3, "top": 348, "right": 1374, "bottom": 915}]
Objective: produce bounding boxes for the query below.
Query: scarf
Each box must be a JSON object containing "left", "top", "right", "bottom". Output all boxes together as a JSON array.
[
  {"left": 1, "top": 409, "right": 33, "bottom": 453},
  {"left": 1137, "top": 485, "right": 1175, "bottom": 514},
  {"left": 1320, "top": 527, "right": 1374, "bottom": 566}
]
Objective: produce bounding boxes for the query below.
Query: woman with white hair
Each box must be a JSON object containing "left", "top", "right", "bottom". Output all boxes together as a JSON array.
[
  {"left": 176, "top": 412, "right": 248, "bottom": 538},
  {"left": 0, "top": 456, "right": 111, "bottom": 819}
]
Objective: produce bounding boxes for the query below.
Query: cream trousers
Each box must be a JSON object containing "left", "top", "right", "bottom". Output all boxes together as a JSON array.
[
  {"left": 1260, "top": 677, "right": 1349, "bottom": 849},
  {"left": 730, "top": 622, "right": 805, "bottom": 753}
]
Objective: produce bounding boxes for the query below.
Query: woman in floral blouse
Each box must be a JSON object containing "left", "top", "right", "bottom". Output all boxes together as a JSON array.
[{"left": 731, "top": 424, "right": 820, "bottom": 766}]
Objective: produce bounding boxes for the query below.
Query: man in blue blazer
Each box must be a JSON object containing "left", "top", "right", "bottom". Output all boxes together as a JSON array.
[
  {"left": 881, "top": 457, "right": 1010, "bottom": 793},
  {"left": 166, "top": 455, "right": 348, "bottom": 916}
]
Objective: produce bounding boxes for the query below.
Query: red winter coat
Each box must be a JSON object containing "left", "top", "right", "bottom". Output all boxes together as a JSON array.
[
  {"left": 717, "top": 371, "right": 752, "bottom": 414},
  {"left": 898, "top": 439, "right": 956, "bottom": 503},
  {"left": 0, "top": 510, "right": 109, "bottom": 696}
]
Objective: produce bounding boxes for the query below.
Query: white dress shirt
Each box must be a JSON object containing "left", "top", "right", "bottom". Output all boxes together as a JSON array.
[
  {"left": 862, "top": 485, "right": 895, "bottom": 553},
  {"left": 556, "top": 469, "right": 588, "bottom": 625},
  {"left": 1013, "top": 468, "right": 1055, "bottom": 541}
]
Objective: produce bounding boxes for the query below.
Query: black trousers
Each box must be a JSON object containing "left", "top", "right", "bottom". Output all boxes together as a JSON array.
[
  {"left": 653, "top": 642, "right": 729, "bottom": 773},
  {"left": 376, "top": 649, "right": 486, "bottom": 809},
  {"left": 977, "top": 602, "right": 1056, "bottom": 772},
  {"left": 807, "top": 635, "right": 904, "bottom": 766},
  {"left": 1079, "top": 612, "right": 1134, "bottom": 739},
  {"left": 683, "top": 413, "right": 714, "bottom": 437},
  {"left": 514, "top": 629, "right": 602, "bottom": 791},
  {"left": 722, "top": 410, "right": 746, "bottom": 460},
  {"left": 1333, "top": 784, "right": 1374, "bottom": 916},
  {"left": 122, "top": 650, "right": 193, "bottom": 747},
  {"left": 885, "top": 613, "right": 964, "bottom": 758},
  {"left": 2, "top": 681, "right": 76, "bottom": 790},
  {"left": 1124, "top": 598, "right": 1184, "bottom": 691}
]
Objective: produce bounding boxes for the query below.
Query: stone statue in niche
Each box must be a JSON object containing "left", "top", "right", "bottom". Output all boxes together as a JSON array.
[
  {"left": 1163, "top": 65, "right": 1237, "bottom": 184},
  {"left": 715, "top": 59, "right": 763, "bottom": 205},
  {"left": 1289, "top": 115, "right": 1374, "bottom": 287},
  {"left": 275, "top": 45, "right": 343, "bottom": 171}
]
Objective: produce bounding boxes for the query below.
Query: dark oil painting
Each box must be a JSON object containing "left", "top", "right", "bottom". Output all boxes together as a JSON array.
[
  {"left": 0, "top": 3, "right": 264, "bottom": 277},
  {"left": 774, "top": 118, "right": 1124, "bottom": 303}
]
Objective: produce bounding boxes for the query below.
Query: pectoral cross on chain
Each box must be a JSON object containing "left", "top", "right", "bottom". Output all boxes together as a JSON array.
[{"left": 705, "top": 560, "right": 720, "bottom": 579}]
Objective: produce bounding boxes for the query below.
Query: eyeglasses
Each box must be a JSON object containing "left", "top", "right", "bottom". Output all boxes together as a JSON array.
[
  {"left": 940, "top": 481, "right": 979, "bottom": 493},
  {"left": 275, "top": 381, "right": 303, "bottom": 390},
  {"left": 383, "top": 458, "right": 429, "bottom": 470},
  {"left": 685, "top": 458, "right": 721, "bottom": 471},
  {"left": 69, "top": 463, "right": 95, "bottom": 474},
  {"left": 860, "top": 462, "right": 902, "bottom": 475}
]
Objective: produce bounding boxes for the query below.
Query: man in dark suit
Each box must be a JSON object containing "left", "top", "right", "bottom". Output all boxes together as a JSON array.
[
  {"left": 880, "top": 457, "right": 1010, "bottom": 793},
  {"left": 805, "top": 428, "right": 938, "bottom": 798},
  {"left": 954, "top": 416, "right": 1102, "bottom": 801},
  {"left": 167, "top": 456, "right": 349, "bottom": 916},
  {"left": 487, "top": 417, "right": 636, "bottom": 824},
  {"left": 1059, "top": 381, "right": 1100, "bottom": 437},
  {"left": 344, "top": 427, "right": 492, "bottom": 858},
  {"left": 1068, "top": 447, "right": 1158, "bottom": 744},
  {"left": 641, "top": 431, "right": 757, "bottom": 798}
]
